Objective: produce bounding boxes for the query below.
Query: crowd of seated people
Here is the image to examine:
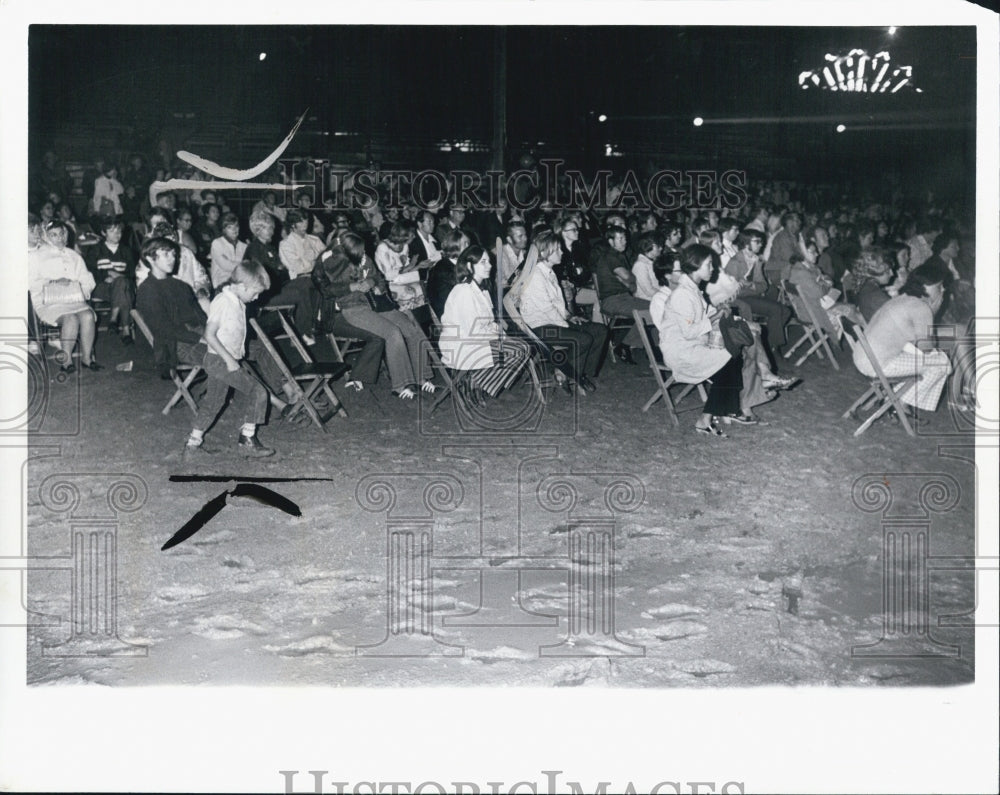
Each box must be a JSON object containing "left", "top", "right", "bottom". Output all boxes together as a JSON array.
[{"left": 27, "top": 145, "right": 979, "bottom": 439}]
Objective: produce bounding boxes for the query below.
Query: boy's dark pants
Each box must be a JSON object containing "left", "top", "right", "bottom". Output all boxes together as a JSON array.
[{"left": 193, "top": 352, "right": 269, "bottom": 433}]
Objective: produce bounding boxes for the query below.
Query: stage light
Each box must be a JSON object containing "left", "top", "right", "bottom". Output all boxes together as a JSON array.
[
  {"left": 598, "top": 114, "right": 608, "bottom": 123},
  {"left": 888, "top": 26, "right": 897, "bottom": 36},
  {"left": 799, "top": 49, "right": 918, "bottom": 93},
  {"left": 259, "top": 52, "right": 267, "bottom": 61},
  {"left": 693, "top": 117, "right": 704, "bottom": 127},
  {"left": 836, "top": 124, "right": 846, "bottom": 133}
]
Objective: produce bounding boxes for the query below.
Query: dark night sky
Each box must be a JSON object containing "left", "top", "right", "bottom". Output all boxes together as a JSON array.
[{"left": 29, "top": 25, "right": 976, "bottom": 184}]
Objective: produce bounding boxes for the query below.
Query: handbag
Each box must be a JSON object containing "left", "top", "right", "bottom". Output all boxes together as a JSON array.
[
  {"left": 719, "top": 313, "right": 754, "bottom": 357},
  {"left": 41, "top": 280, "right": 86, "bottom": 306},
  {"left": 365, "top": 289, "right": 398, "bottom": 313},
  {"left": 98, "top": 196, "right": 116, "bottom": 217}
]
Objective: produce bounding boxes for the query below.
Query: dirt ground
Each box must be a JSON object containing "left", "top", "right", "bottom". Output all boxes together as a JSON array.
[{"left": 24, "top": 325, "right": 979, "bottom": 687}]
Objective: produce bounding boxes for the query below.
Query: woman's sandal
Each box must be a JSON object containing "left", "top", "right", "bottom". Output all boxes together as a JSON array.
[
  {"left": 345, "top": 380, "right": 364, "bottom": 392},
  {"left": 394, "top": 387, "right": 416, "bottom": 400},
  {"left": 695, "top": 420, "right": 728, "bottom": 438},
  {"left": 420, "top": 380, "right": 437, "bottom": 394}
]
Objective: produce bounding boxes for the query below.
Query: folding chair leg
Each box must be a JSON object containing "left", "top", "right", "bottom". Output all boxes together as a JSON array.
[
  {"left": 321, "top": 381, "right": 348, "bottom": 418},
  {"left": 642, "top": 389, "right": 664, "bottom": 412},
  {"left": 164, "top": 368, "right": 201, "bottom": 415},
  {"left": 784, "top": 330, "right": 811, "bottom": 358},
  {"left": 854, "top": 398, "right": 897, "bottom": 436},
  {"left": 525, "top": 357, "right": 547, "bottom": 405},
  {"left": 794, "top": 335, "right": 826, "bottom": 367},
  {"left": 819, "top": 337, "right": 841, "bottom": 370},
  {"left": 843, "top": 384, "right": 878, "bottom": 418}
]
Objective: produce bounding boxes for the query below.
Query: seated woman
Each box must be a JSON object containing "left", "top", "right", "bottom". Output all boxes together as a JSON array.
[
  {"left": 654, "top": 244, "right": 743, "bottom": 437},
  {"left": 788, "top": 241, "right": 864, "bottom": 342},
  {"left": 849, "top": 249, "right": 893, "bottom": 322},
  {"left": 439, "top": 246, "right": 533, "bottom": 404},
  {"left": 851, "top": 265, "right": 952, "bottom": 423},
  {"left": 723, "top": 228, "right": 791, "bottom": 353},
  {"left": 86, "top": 219, "right": 138, "bottom": 344},
  {"left": 90, "top": 163, "right": 124, "bottom": 226},
  {"left": 374, "top": 220, "right": 432, "bottom": 329},
  {"left": 56, "top": 202, "right": 81, "bottom": 250},
  {"left": 705, "top": 271, "right": 797, "bottom": 424},
  {"left": 28, "top": 219, "right": 100, "bottom": 373},
  {"left": 518, "top": 231, "right": 606, "bottom": 393},
  {"left": 315, "top": 233, "right": 435, "bottom": 400}
]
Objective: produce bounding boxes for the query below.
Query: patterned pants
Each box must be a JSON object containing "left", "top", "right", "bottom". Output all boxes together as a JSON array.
[
  {"left": 471, "top": 337, "right": 532, "bottom": 397},
  {"left": 856, "top": 348, "right": 952, "bottom": 412}
]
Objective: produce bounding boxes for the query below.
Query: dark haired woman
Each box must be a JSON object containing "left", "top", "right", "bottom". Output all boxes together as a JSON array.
[
  {"left": 656, "top": 244, "right": 743, "bottom": 437},
  {"left": 438, "top": 246, "right": 532, "bottom": 402}
]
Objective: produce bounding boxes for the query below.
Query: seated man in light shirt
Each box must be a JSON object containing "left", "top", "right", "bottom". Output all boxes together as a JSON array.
[
  {"left": 274, "top": 208, "right": 325, "bottom": 340},
  {"left": 497, "top": 220, "right": 529, "bottom": 286},
  {"left": 518, "top": 231, "right": 608, "bottom": 393},
  {"left": 631, "top": 231, "right": 662, "bottom": 301}
]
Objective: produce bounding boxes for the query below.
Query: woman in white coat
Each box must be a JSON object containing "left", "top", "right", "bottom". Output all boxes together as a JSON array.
[{"left": 655, "top": 244, "right": 743, "bottom": 437}]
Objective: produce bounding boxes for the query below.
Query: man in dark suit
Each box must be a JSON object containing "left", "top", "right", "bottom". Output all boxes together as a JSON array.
[
  {"left": 434, "top": 203, "right": 473, "bottom": 246},
  {"left": 476, "top": 197, "right": 508, "bottom": 251},
  {"left": 409, "top": 210, "right": 443, "bottom": 266}
]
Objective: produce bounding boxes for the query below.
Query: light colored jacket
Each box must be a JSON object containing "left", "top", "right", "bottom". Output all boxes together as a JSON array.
[
  {"left": 655, "top": 274, "right": 730, "bottom": 383},
  {"left": 439, "top": 282, "right": 499, "bottom": 371}
]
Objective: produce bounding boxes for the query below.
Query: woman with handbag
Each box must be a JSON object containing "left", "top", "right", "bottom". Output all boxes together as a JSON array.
[
  {"left": 705, "top": 271, "right": 787, "bottom": 426},
  {"left": 28, "top": 219, "right": 101, "bottom": 373},
  {"left": 656, "top": 244, "right": 743, "bottom": 438},
  {"left": 314, "top": 234, "right": 435, "bottom": 400}
]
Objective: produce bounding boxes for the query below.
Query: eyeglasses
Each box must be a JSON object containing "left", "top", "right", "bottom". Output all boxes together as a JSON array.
[{"left": 564, "top": 227, "right": 579, "bottom": 233}]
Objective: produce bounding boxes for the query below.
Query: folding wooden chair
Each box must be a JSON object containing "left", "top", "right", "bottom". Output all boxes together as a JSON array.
[
  {"left": 632, "top": 310, "right": 707, "bottom": 426},
  {"left": 328, "top": 332, "right": 365, "bottom": 364},
  {"left": 425, "top": 306, "right": 467, "bottom": 415},
  {"left": 249, "top": 311, "right": 349, "bottom": 431},
  {"left": 592, "top": 274, "right": 635, "bottom": 363},
  {"left": 782, "top": 281, "right": 840, "bottom": 370},
  {"left": 840, "top": 317, "right": 916, "bottom": 437},
  {"left": 130, "top": 309, "right": 203, "bottom": 415},
  {"left": 27, "top": 292, "right": 63, "bottom": 364}
]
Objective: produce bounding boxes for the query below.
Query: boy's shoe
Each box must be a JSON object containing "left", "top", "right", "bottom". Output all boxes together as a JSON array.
[
  {"left": 237, "top": 433, "right": 276, "bottom": 457},
  {"left": 183, "top": 441, "right": 217, "bottom": 458}
]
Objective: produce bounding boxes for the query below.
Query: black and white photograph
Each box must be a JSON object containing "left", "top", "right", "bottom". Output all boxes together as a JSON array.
[{"left": 2, "top": 2, "right": 998, "bottom": 793}]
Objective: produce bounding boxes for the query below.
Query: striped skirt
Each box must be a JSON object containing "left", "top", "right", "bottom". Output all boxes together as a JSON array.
[{"left": 470, "top": 337, "right": 532, "bottom": 397}]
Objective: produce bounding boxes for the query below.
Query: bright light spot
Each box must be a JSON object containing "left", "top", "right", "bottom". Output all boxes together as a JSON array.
[
  {"left": 605, "top": 144, "right": 613, "bottom": 156},
  {"left": 836, "top": 124, "right": 846, "bottom": 133},
  {"left": 598, "top": 114, "right": 608, "bottom": 123},
  {"left": 888, "top": 26, "right": 897, "bottom": 36},
  {"left": 693, "top": 117, "right": 704, "bottom": 127},
  {"left": 258, "top": 52, "right": 267, "bottom": 61}
]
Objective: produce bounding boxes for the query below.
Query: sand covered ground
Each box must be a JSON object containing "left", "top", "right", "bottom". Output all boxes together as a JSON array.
[{"left": 24, "top": 327, "right": 978, "bottom": 688}]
